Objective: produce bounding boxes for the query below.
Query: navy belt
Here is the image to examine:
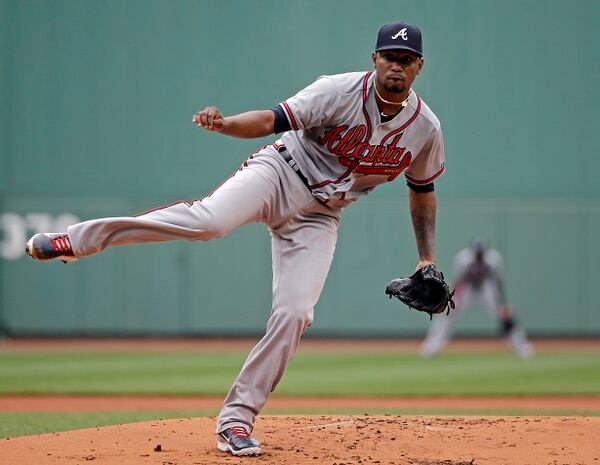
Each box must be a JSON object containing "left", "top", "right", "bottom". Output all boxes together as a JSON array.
[{"left": 277, "top": 145, "right": 310, "bottom": 188}]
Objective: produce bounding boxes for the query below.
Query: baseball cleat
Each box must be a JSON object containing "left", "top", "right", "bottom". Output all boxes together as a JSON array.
[
  {"left": 25, "top": 233, "right": 78, "bottom": 263},
  {"left": 217, "top": 426, "right": 261, "bottom": 456}
]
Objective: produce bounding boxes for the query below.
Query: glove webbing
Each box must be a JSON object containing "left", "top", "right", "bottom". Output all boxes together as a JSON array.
[{"left": 418, "top": 289, "right": 456, "bottom": 320}]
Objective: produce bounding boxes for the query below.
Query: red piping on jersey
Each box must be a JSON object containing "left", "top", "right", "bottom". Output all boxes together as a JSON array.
[
  {"left": 361, "top": 71, "right": 373, "bottom": 142},
  {"left": 274, "top": 141, "right": 354, "bottom": 191},
  {"left": 380, "top": 92, "right": 422, "bottom": 145},
  {"left": 405, "top": 165, "right": 445, "bottom": 185},
  {"left": 305, "top": 72, "right": 374, "bottom": 190},
  {"left": 281, "top": 101, "right": 300, "bottom": 131}
]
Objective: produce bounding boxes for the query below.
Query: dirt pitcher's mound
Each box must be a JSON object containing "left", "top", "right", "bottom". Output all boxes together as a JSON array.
[{"left": 2, "top": 415, "right": 599, "bottom": 465}]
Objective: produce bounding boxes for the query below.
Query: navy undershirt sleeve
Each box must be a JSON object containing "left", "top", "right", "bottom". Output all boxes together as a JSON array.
[
  {"left": 407, "top": 181, "right": 435, "bottom": 193},
  {"left": 272, "top": 106, "right": 292, "bottom": 134}
]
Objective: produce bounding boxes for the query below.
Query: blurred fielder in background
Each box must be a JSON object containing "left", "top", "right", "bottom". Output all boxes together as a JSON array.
[{"left": 420, "top": 238, "right": 534, "bottom": 359}]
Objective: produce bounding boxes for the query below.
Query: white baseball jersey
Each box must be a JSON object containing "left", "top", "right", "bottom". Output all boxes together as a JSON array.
[{"left": 278, "top": 71, "right": 445, "bottom": 206}]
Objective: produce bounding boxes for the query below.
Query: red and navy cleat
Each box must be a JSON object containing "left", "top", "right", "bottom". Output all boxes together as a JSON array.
[
  {"left": 217, "top": 426, "right": 261, "bottom": 456},
  {"left": 25, "top": 233, "right": 78, "bottom": 263}
]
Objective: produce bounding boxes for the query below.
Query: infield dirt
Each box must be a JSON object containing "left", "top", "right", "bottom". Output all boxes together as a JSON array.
[{"left": 2, "top": 415, "right": 599, "bottom": 465}]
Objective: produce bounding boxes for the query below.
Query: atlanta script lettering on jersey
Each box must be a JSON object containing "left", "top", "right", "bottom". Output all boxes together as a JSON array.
[{"left": 317, "top": 124, "right": 412, "bottom": 179}]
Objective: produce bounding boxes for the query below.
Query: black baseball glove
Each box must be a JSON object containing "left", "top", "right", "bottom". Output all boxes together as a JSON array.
[{"left": 385, "top": 264, "right": 455, "bottom": 319}]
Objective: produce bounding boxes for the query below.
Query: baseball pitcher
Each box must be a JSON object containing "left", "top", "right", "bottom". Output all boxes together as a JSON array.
[{"left": 26, "top": 22, "right": 446, "bottom": 456}]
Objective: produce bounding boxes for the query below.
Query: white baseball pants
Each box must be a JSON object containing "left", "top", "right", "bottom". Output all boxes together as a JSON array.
[{"left": 67, "top": 145, "right": 341, "bottom": 432}]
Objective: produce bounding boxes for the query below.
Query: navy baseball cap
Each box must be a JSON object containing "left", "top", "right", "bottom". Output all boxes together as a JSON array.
[{"left": 375, "top": 22, "right": 423, "bottom": 56}]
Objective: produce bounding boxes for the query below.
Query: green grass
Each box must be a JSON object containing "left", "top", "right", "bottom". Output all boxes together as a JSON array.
[
  {"left": 1, "top": 348, "right": 599, "bottom": 438},
  {"left": 0, "top": 411, "right": 214, "bottom": 439},
  {"left": 1, "top": 350, "right": 599, "bottom": 396}
]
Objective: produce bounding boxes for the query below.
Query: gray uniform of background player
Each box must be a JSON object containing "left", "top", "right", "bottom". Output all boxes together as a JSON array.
[
  {"left": 66, "top": 70, "right": 444, "bottom": 434},
  {"left": 420, "top": 243, "right": 534, "bottom": 358}
]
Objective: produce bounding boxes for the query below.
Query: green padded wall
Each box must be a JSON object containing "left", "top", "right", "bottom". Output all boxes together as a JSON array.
[{"left": 1, "top": 0, "right": 599, "bottom": 336}]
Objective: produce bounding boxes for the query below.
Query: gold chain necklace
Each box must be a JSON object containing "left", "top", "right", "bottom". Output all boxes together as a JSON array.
[{"left": 374, "top": 82, "right": 412, "bottom": 107}]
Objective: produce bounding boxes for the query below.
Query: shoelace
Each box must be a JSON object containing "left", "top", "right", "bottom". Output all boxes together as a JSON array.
[
  {"left": 230, "top": 426, "right": 251, "bottom": 439},
  {"left": 51, "top": 235, "right": 73, "bottom": 253}
]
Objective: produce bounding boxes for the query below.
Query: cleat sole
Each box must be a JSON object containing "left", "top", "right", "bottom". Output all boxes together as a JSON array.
[{"left": 217, "top": 441, "right": 261, "bottom": 456}]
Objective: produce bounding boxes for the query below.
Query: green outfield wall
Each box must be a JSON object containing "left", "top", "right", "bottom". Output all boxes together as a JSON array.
[{"left": 1, "top": 0, "right": 599, "bottom": 336}]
